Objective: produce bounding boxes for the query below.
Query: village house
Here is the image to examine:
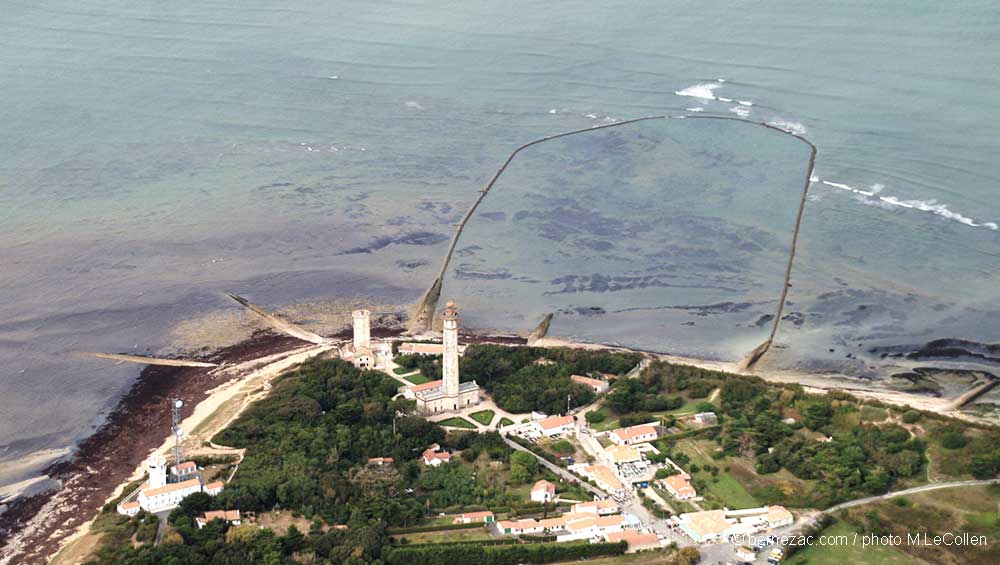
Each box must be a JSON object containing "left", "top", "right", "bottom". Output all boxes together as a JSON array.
[
  {"left": 693, "top": 412, "right": 718, "bottom": 426},
  {"left": 570, "top": 463, "right": 626, "bottom": 496},
  {"left": 608, "top": 424, "right": 658, "bottom": 446},
  {"left": 454, "top": 510, "right": 495, "bottom": 524},
  {"left": 170, "top": 461, "right": 197, "bottom": 477},
  {"left": 571, "top": 499, "right": 619, "bottom": 516},
  {"left": 604, "top": 444, "right": 644, "bottom": 468},
  {"left": 532, "top": 414, "right": 576, "bottom": 437},
  {"left": 497, "top": 519, "right": 544, "bottom": 535},
  {"left": 659, "top": 474, "right": 697, "bottom": 500},
  {"left": 570, "top": 374, "right": 610, "bottom": 394},
  {"left": 422, "top": 446, "right": 452, "bottom": 467},
  {"left": 672, "top": 505, "right": 794, "bottom": 544},
  {"left": 605, "top": 531, "right": 664, "bottom": 553},
  {"left": 530, "top": 479, "right": 556, "bottom": 502},
  {"left": 367, "top": 457, "right": 394, "bottom": 466},
  {"left": 196, "top": 510, "right": 242, "bottom": 529}
]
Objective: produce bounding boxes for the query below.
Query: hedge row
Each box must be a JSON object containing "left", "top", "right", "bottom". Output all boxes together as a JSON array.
[
  {"left": 384, "top": 541, "right": 627, "bottom": 565},
  {"left": 385, "top": 521, "right": 484, "bottom": 535}
]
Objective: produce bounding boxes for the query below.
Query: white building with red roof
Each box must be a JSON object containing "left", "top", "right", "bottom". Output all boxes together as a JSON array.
[
  {"left": 530, "top": 479, "right": 556, "bottom": 502},
  {"left": 117, "top": 453, "right": 225, "bottom": 516},
  {"left": 608, "top": 424, "right": 658, "bottom": 446},
  {"left": 660, "top": 474, "right": 697, "bottom": 500},
  {"left": 570, "top": 374, "right": 610, "bottom": 394},
  {"left": 531, "top": 414, "right": 575, "bottom": 437},
  {"left": 422, "top": 446, "right": 452, "bottom": 467},
  {"left": 196, "top": 510, "right": 242, "bottom": 529},
  {"left": 571, "top": 499, "right": 620, "bottom": 516},
  {"left": 605, "top": 531, "right": 664, "bottom": 552},
  {"left": 170, "top": 460, "right": 197, "bottom": 477}
]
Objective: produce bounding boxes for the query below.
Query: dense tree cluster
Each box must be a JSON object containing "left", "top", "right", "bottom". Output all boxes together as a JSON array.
[
  {"left": 460, "top": 345, "right": 640, "bottom": 414},
  {"left": 392, "top": 353, "right": 443, "bottom": 380},
  {"left": 210, "top": 359, "right": 444, "bottom": 526},
  {"left": 605, "top": 360, "right": 721, "bottom": 415},
  {"left": 712, "top": 376, "right": 930, "bottom": 507}
]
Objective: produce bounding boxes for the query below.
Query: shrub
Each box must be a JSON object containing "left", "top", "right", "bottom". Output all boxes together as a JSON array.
[{"left": 941, "top": 431, "right": 969, "bottom": 450}]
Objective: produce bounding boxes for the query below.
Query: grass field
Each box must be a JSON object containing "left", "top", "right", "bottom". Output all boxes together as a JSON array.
[
  {"left": 470, "top": 410, "right": 495, "bottom": 426},
  {"left": 499, "top": 417, "right": 514, "bottom": 427},
  {"left": 785, "top": 521, "right": 913, "bottom": 565},
  {"left": 674, "top": 440, "right": 759, "bottom": 509},
  {"left": 397, "top": 527, "right": 493, "bottom": 544},
  {"left": 404, "top": 373, "right": 431, "bottom": 385},
  {"left": 393, "top": 366, "right": 414, "bottom": 375},
  {"left": 437, "top": 417, "right": 476, "bottom": 429}
]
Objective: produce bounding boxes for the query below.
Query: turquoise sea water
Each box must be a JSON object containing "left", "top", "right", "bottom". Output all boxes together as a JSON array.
[{"left": 1, "top": 1, "right": 998, "bottom": 487}]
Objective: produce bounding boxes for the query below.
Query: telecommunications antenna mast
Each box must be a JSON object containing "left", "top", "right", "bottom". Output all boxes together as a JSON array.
[{"left": 172, "top": 399, "right": 184, "bottom": 470}]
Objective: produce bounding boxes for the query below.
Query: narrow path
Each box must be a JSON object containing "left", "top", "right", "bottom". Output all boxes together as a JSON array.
[
  {"left": 822, "top": 479, "right": 999, "bottom": 514},
  {"left": 409, "top": 114, "right": 818, "bottom": 371},
  {"left": 641, "top": 487, "right": 675, "bottom": 514},
  {"left": 76, "top": 352, "right": 218, "bottom": 368},
  {"left": 501, "top": 436, "right": 608, "bottom": 499}
]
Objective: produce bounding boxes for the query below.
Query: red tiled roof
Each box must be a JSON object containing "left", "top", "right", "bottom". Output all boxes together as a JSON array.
[{"left": 410, "top": 379, "right": 444, "bottom": 392}]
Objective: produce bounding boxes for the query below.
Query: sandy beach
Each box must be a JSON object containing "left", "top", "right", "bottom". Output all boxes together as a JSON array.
[{"left": 0, "top": 332, "right": 319, "bottom": 565}]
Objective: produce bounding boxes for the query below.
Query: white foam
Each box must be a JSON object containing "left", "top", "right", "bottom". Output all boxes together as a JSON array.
[
  {"left": 821, "top": 179, "right": 997, "bottom": 230},
  {"left": 674, "top": 83, "right": 720, "bottom": 100},
  {"left": 405, "top": 101, "right": 423, "bottom": 110},
  {"left": 585, "top": 113, "right": 598, "bottom": 119},
  {"left": 809, "top": 174, "right": 820, "bottom": 183},
  {"left": 548, "top": 108, "right": 558, "bottom": 114},
  {"left": 717, "top": 78, "right": 726, "bottom": 83},
  {"left": 728, "top": 106, "right": 750, "bottom": 117},
  {"left": 768, "top": 120, "right": 808, "bottom": 136},
  {"left": 328, "top": 75, "right": 339, "bottom": 80},
  {"left": 717, "top": 96, "right": 733, "bottom": 103},
  {"left": 685, "top": 107, "right": 705, "bottom": 112},
  {"left": 737, "top": 100, "right": 753, "bottom": 106}
]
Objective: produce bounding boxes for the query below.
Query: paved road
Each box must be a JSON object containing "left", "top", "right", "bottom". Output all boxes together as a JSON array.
[
  {"left": 153, "top": 510, "right": 171, "bottom": 545},
  {"left": 823, "top": 478, "right": 999, "bottom": 514},
  {"left": 501, "top": 436, "right": 608, "bottom": 499}
]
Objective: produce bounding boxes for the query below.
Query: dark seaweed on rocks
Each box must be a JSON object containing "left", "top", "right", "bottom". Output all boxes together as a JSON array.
[
  {"left": 339, "top": 231, "right": 448, "bottom": 255},
  {"left": 0, "top": 332, "right": 305, "bottom": 564},
  {"left": 871, "top": 339, "right": 1000, "bottom": 365}
]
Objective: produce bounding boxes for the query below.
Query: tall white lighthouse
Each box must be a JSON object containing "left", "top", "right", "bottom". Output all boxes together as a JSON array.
[
  {"left": 352, "top": 309, "right": 371, "bottom": 351},
  {"left": 442, "top": 300, "right": 460, "bottom": 397}
]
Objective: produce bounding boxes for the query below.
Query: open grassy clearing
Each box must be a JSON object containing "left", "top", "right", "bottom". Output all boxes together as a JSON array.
[
  {"left": 470, "top": 410, "right": 495, "bottom": 426},
  {"left": 785, "top": 520, "right": 914, "bottom": 565},
  {"left": 396, "top": 527, "right": 493, "bottom": 544},
  {"left": 404, "top": 372, "right": 431, "bottom": 384},
  {"left": 436, "top": 417, "right": 476, "bottom": 429}
]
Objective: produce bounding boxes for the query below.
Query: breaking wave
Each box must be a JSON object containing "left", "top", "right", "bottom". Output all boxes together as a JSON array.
[
  {"left": 767, "top": 120, "right": 807, "bottom": 136},
  {"left": 816, "top": 177, "right": 998, "bottom": 230},
  {"left": 674, "top": 82, "right": 721, "bottom": 100}
]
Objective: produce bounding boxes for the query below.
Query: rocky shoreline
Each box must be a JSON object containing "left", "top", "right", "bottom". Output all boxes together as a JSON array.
[{"left": 0, "top": 331, "right": 304, "bottom": 565}]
